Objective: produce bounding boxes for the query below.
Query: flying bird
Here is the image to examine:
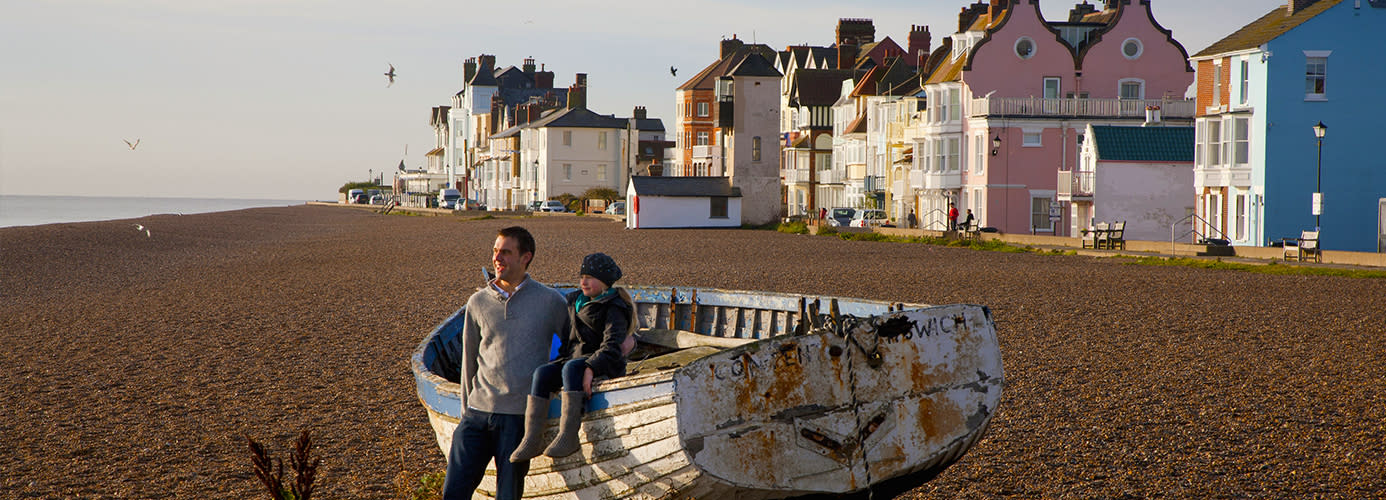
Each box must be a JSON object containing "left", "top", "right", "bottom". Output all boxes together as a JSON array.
[
  {"left": 385, "top": 63, "right": 396, "bottom": 87},
  {"left": 670, "top": 66, "right": 677, "bottom": 77},
  {"left": 124, "top": 139, "right": 140, "bottom": 150}
]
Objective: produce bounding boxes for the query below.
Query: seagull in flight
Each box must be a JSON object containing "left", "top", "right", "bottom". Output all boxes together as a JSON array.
[
  {"left": 133, "top": 224, "right": 150, "bottom": 237},
  {"left": 385, "top": 63, "right": 397, "bottom": 87},
  {"left": 124, "top": 139, "right": 140, "bottom": 150},
  {"left": 670, "top": 66, "right": 677, "bottom": 77}
]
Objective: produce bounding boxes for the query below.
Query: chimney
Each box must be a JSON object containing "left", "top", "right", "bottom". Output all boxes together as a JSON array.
[
  {"left": 478, "top": 54, "right": 496, "bottom": 73},
  {"left": 633, "top": 106, "right": 647, "bottom": 120},
  {"left": 720, "top": 36, "right": 744, "bottom": 59},
  {"left": 907, "top": 25, "right": 932, "bottom": 67},
  {"left": 1143, "top": 105, "right": 1163, "bottom": 126},
  {"left": 463, "top": 57, "right": 477, "bottom": 83},
  {"left": 489, "top": 94, "right": 504, "bottom": 135},
  {"left": 1068, "top": 1, "right": 1097, "bottom": 21},
  {"left": 1287, "top": 0, "right": 1319, "bottom": 14},
  {"left": 988, "top": 0, "right": 1010, "bottom": 20},
  {"left": 566, "top": 73, "right": 587, "bottom": 110},
  {"left": 958, "top": 2, "right": 989, "bottom": 33},
  {"left": 535, "top": 63, "right": 555, "bottom": 89},
  {"left": 523, "top": 57, "right": 536, "bottom": 75},
  {"left": 836, "top": 18, "right": 875, "bottom": 69}
]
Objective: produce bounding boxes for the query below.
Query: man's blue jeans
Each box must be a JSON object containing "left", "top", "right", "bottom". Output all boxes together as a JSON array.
[{"left": 440, "top": 408, "right": 530, "bottom": 500}]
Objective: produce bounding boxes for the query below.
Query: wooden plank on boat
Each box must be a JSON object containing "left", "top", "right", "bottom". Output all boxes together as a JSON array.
[{"left": 635, "top": 329, "right": 755, "bottom": 349}]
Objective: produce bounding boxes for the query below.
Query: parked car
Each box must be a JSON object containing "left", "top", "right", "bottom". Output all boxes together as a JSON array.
[
  {"left": 528, "top": 201, "right": 544, "bottom": 212},
  {"left": 849, "top": 209, "right": 890, "bottom": 228},
  {"left": 606, "top": 201, "right": 626, "bottom": 215},
  {"left": 540, "top": 200, "right": 567, "bottom": 212},
  {"left": 827, "top": 207, "right": 856, "bottom": 227},
  {"left": 438, "top": 188, "right": 461, "bottom": 210},
  {"left": 347, "top": 189, "right": 365, "bottom": 204},
  {"left": 369, "top": 194, "right": 386, "bottom": 205}
]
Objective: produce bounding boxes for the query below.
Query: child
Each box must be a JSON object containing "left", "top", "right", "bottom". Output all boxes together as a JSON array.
[{"left": 510, "top": 252, "right": 635, "bottom": 462}]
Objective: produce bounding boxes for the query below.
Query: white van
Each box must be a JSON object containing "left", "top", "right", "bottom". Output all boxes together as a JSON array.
[
  {"left": 346, "top": 189, "right": 365, "bottom": 204},
  {"left": 438, "top": 188, "right": 461, "bottom": 209}
]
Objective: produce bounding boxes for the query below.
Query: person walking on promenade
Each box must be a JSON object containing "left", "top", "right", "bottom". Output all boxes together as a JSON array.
[
  {"left": 440, "top": 226, "right": 570, "bottom": 500},
  {"left": 947, "top": 203, "right": 959, "bottom": 231},
  {"left": 907, "top": 210, "right": 918, "bottom": 229},
  {"left": 510, "top": 252, "right": 635, "bottom": 463}
]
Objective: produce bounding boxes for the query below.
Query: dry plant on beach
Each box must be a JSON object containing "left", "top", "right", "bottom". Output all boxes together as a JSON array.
[{"left": 246, "top": 429, "right": 320, "bottom": 500}]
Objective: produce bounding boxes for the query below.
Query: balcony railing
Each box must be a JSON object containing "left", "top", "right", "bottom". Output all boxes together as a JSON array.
[
  {"left": 783, "top": 169, "right": 812, "bottom": 184},
  {"left": 1056, "top": 170, "right": 1095, "bottom": 198},
  {"left": 691, "top": 145, "right": 720, "bottom": 160},
  {"left": 969, "top": 97, "right": 1195, "bottom": 119}
]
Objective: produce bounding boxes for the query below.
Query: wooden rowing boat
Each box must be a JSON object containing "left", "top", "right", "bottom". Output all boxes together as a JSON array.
[{"left": 410, "top": 285, "right": 1003, "bottom": 499}]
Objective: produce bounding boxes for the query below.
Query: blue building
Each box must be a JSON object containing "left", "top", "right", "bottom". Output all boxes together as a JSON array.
[{"left": 1190, "top": 0, "right": 1386, "bottom": 252}]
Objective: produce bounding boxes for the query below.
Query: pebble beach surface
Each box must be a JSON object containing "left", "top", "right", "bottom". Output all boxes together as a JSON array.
[{"left": 2, "top": 205, "right": 1383, "bottom": 499}]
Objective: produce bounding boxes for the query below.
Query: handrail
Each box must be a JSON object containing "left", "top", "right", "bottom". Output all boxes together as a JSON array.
[
  {"left": 1170, "top": 212, "right": 1229, "bottom": 255},
  {"left": 919, "top": 208, "right": 948, "bottom": 231}
]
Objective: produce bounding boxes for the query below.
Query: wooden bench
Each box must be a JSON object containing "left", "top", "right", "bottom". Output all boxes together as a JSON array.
[
  {"left": 1282, "top": 230, "right": 1321, "bottom": 262},
  {"left": 1082, "top": 222, "right": 1109, "bottom": 249},
  {"left": 1105, "top": 221, "right": 1126, "bottom": 250}
]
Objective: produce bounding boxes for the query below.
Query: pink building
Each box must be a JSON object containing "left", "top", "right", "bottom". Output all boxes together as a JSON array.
[{"left": 912, "top": 0, "right": 1194, "bottom": 235}]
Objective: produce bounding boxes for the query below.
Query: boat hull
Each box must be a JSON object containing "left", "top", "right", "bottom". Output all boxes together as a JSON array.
[{"left": 410, "top": 286, "right": 1003, "bottom": 499}]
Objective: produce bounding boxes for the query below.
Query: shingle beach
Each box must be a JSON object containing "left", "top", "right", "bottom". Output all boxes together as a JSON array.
[{"left": 2, "top": 205, "right": 1383, "bottom": 498}]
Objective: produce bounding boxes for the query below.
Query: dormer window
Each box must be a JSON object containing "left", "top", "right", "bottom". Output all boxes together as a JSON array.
[{"left": 1015, "top": 37, "right": 1036, "bottom": 60}]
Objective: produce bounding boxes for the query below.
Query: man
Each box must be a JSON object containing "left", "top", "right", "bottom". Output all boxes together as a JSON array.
[
  {"left": 441, "top": 226, "right": 570, "bottom": 500},
  {"left": 947, "top": 203, "right": 959, "bottom": 231}
]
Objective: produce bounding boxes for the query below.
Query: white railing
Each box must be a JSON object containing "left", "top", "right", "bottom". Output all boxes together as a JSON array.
[
  {"left": 969, "top": 97, "right": 1195, "bottom": 119},
  {"left": 692, "top": 145, "right": 720, "bottom": 160},
  {"left": 783, "top": 169, "right": 812, "bottom": 184},
  {"left": 1057, "top": 170, "right": 1095, "bottom": 198}
]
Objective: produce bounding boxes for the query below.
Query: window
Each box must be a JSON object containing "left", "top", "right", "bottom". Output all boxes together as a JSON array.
[
  {"left": 1043, "top": 78, "right": 1061, "bottom": 99},
  {"left": 1233, "top": 117, "right": 1249, "bottom": 165},
  {"left": 598, "top": 131, "right": 608, "bottom": 150},
  {"left": 1195, "top": 121, "right": 1205, "bottom": 166},
  {"left": 752, "top": 136, "right": 762, "bottom": 161},
  {"left": 949, "top": 89, "right": 961, "bottom": 122},
  {"left": 1121, "top": 38, "right": 1143, "bottom": 60},
  {"left": 1212, "top": 62, "right": 1222, "bottom": 107},
  {"left": 1119, "top": 80, "right": 1144, "bottom": 100},
  {"left": 597, "top": 164, "right": 607, "bottom": 181},
  {"left": 696, "top": 132, "right": 709, "bottom": 146},
  {"left": 931, "top": 139, "right": 943, "bottom": 172},
  {"left": 1206, "top": 120, "right": 1222, "bottom": 166},
  {"left": 563, "top": 164, "right": 572, "bottom": 180},
  {"left": 1239, "top": 59, "right": 1250, "bottom": 105},
  {"left": 1030, "top": 195, "right": 1054, "bottom": 231},
  {"left": 1023, "top": 130, "right": 1042, "bottom": 147},
  {"left": 1235, "top": 194, "right": 1247, "bottom": 240},
  {"left": 710, "top": 196, "right": 728, "bottom": 218},
  {"left": 1305, "top": 56, "right": 1327, "bottom": 99},
  {"left": 563, "top": 130, "right": 572, "bottom": 146},
  {"left": 974, "top": 135, "right": 983, "bottom": 173},
  {"left": 697, "top": 102, "right": 709, "bottom": 117},
  {"left": 1014, "top": 37, "right": 1035, "bottom": 60},
  {"left": 945, "top": 137, "right": 960, "bottom": 172}
]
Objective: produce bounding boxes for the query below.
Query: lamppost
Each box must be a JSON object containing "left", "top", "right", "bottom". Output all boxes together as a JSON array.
[
  {"left": 1313, "top": 121, "right": 1326, "bottom": 233},
  {"left": 532, "top": 159, "right": 539, "bottom": 205}
]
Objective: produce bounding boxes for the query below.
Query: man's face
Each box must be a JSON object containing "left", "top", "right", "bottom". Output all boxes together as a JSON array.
[{"left": 492, "top": 235, "right": 530, "bottom": 281}]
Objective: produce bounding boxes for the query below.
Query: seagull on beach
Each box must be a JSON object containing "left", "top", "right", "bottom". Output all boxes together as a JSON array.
[
  {"left": 133, "top": 224, "right": 150, "bottom": 237},
  {"left": 124, "top": 139, "right": 140, "bottom": 150},
  {"left": 384, "top": 63, "right": 396, "bottom": 87}
]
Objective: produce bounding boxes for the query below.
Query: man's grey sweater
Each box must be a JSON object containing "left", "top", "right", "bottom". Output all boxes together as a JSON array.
[{"left": 460, "top": 276, "right": 570, "bottom": 415}]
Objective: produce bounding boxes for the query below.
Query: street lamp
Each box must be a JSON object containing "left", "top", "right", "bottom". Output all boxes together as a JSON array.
[
  {"left": 1312, "top": 121, "right": 1326, "bottom": 233},
  {"left": 532, "top": 159, "right": 540, "bottom": 205},
  {"left": 990, "top": 135, "right": 1002, "bottom": 156}
]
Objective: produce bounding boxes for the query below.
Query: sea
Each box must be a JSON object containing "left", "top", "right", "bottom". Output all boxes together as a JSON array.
[{"left": 0, "top": 195, "right": 307, "bottom": 229}]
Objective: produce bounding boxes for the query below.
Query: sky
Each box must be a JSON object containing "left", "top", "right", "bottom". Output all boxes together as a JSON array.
[{"left": 0, "top": 0, "right": 1278, "bottom": 201}]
